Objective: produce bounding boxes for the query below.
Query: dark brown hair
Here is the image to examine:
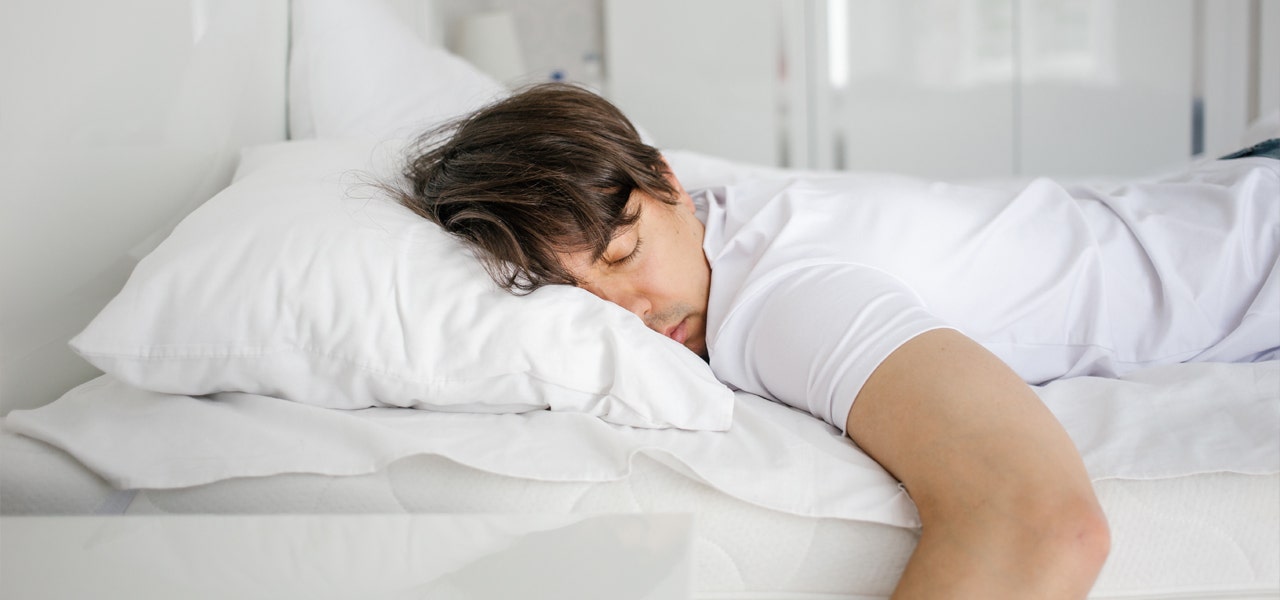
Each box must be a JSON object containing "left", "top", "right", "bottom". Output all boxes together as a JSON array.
[{"left": 398, "top": 83, "right": 676, "bottom": 294}]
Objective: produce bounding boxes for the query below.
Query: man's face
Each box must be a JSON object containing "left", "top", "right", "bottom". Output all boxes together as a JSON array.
[{"left": 559, "top": 177, "right": 711, "bottom": 359}]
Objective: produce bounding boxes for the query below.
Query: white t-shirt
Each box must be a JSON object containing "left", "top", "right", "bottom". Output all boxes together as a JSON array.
[{"left": 693, "top": 158, "right": 1280, "bottom": 430}]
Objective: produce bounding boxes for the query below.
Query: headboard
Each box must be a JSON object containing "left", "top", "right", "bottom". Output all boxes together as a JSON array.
[{"left": 0, "top": 1, "right": 290, "bottom": 413}]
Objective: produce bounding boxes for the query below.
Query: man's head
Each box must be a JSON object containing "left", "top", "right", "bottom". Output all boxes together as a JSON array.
[{"left": 400, "top": 83, "right": 711, "bottom": 357}]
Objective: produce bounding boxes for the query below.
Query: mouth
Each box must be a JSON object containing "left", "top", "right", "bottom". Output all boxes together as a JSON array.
[{"left": 664, "top": 317, "right": 690, "bottom": 345}]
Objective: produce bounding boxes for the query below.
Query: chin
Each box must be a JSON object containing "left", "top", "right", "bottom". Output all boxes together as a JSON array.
[{"left": 690, "top": 342, "right": 710, "bottom": 362}]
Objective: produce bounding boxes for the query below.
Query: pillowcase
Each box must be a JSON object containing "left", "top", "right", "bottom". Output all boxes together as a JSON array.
[
  {"left": 70, "top": 140, "right": 734, "bottom": 431},
  {"left": 288, "top": 0, "right": 507, "bottom": 140}
]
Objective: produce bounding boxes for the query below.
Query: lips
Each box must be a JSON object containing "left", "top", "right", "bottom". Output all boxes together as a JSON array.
[{"left": 666, "top": 317, "right": 689, "bottom": 345}]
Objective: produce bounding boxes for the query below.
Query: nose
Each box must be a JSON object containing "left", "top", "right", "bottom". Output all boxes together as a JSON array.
[{"left": 585, "top": 279, "right": 651, "bottom": 319}]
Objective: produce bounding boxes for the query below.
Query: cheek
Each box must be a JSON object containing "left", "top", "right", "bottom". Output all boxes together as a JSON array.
[
  {"left": 652, "top": 245, "right": 702, "bottom": 299},
  {"left": 628, "top": 251, "right": 671, "bottom": 300},
  {"left": 635, "top": 259, "right": 665, "bottom": 294},
  {"left": 680, "top": 230, "right": 708, "bottom": 280}
]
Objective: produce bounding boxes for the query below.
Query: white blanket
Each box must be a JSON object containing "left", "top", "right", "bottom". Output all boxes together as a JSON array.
[{"left": 5, "top": 361, "right": 1278, "bottom": 529}]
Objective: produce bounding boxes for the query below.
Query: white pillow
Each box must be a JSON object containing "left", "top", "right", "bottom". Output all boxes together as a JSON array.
[
  {"left": 70, "top": 140, "right": 734, "bottom": 431},
  {"left": 288, "top": 0, "right": 507, "bottom": 140}
]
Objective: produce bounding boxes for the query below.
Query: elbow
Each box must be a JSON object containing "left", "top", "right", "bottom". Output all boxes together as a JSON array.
[
  {"left": 1025, "top": 493, "right": 1112, "bottom": 593},
  {"left": 1066, "top": 500, "right": 1111, "bottom": 577},
  {"left": 910, "top": 488, "right": 1112, "bottom": 597},
  {"left": 976, "top": 489, "right": 1112, "bottom": 593}
]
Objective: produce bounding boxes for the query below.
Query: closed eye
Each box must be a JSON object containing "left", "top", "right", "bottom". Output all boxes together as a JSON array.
[{"left": 609, "top": 236, "right": 643, "bottom": 266}]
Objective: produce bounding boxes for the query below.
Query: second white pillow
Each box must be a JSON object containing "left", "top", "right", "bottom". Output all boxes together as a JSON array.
[{"left": 288, "top": 0, "right": 508, "bottom": 140}]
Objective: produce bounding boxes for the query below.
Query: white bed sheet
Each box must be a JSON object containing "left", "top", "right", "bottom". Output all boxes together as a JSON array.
[
  {"left": 6, "top": 361, "right": 1278, "bottom": 524},
  {"left": 2, "top": 428, "right": 1276, "bottom": 599}
]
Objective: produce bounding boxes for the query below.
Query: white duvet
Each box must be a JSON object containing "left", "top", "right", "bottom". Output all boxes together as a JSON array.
[{"left": 5, "top": 361, "right": 1277, "bottom": 529}]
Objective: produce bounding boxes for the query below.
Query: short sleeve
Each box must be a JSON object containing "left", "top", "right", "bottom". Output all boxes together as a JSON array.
[{"left": 709, "top": 264, "right": 952, "bottom": 432}]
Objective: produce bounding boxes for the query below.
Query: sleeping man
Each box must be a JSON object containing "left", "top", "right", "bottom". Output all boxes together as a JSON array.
[{"left": 397, "top": 83, "right": 1280, "bottom": 598}]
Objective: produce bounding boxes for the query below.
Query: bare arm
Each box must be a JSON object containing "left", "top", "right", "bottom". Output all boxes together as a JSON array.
[
  {"left": 732, "top": 266, "right": 1108, "bottom": 595},
  {"left": 846, "top": 329, "right": 1109, "bottom": 598}
]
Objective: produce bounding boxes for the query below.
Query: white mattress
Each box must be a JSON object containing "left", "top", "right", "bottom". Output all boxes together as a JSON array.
[
  {"left": 5, "top": 359, "right": 1278, "bottom": 598},
  {"left": 2, "top": 513, "right": 697, "bottom": 599},
  {"left": 3, "top": 429, "right": 1277, "bottom": 599}
]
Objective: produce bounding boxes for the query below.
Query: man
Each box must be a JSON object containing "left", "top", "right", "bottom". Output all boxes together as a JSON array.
[{"left": 399, "top": 83, "right": 1279, "bottom": 597}]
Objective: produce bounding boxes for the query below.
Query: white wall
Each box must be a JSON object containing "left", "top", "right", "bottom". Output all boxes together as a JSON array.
[
  {"left": 0, "top": 0, "right": 287, "bottom": 412},
  {"left": 601, "top": 0, "right": 1271, "bottom": 179},
  {"left": 1260, "top": 0, "right": 1280, "bottom": 123},
  {"left": 426, "top": 0, "right": 605, "bottom": 87},
  {"left": 1018, "top": 0, "right": 1191, "bottom": 177},
  {"left": 604, "top": 0, "right": 782, "bottom": 167},
  {"left": 822, "top": 0, "right": 1196, "bottom": 179}
]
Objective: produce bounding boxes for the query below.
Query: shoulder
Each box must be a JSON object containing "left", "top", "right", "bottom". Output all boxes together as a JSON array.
[{"left": 708, "top": 262, "right": 951, "bottom": 427}]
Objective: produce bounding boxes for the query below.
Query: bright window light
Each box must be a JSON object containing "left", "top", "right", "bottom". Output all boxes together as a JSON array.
[{"left": 828, "top": 0, "right": 849, "bottom": 88}]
